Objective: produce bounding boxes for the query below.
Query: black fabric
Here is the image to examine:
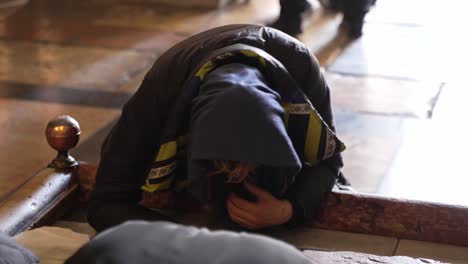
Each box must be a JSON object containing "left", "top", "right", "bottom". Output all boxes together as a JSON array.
[
  {"left": 89, "top": 24, "right": 344, "bottom": 232},
  {"left": 0, "top": 233, "right": 38, "bottom": 264},
  {"left": 87, "top": 202, "right": 173, "bottom": 233},
  {"left": 285, "top": 163, "right": 336, "bottom": 226},
  {"left": 279, "top": 0, "right": 309, "bottom": 14},
  {"left": 66, "top": 221, "right": 311, "bottom": 264}
]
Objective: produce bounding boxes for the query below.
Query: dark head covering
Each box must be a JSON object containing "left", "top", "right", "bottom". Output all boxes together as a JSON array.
[{"left": 187, "top": 63, "right": 301, "bottom": 202}]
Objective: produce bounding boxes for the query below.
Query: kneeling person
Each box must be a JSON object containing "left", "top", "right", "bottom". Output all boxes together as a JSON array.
[{"left": 88, "top": 24, "right": 346, "bottom": 232}]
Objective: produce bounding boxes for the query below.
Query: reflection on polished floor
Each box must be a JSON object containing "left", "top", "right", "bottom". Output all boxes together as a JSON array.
[{"left": 0, "top": 0, "right": 467, "bottom": 215}]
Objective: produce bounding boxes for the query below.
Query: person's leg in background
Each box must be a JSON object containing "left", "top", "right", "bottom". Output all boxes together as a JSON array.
[
  {"left": 268, "top": 0, "right": 376, "bottom": 38},
  {"left": 269, "top": 0, "right": 311, "bottom": 36},
  {"left": 341, "top": 0, "right": 376, "bottom": 38}
]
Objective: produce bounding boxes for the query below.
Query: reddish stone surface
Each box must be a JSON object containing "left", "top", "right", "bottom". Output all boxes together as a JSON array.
[{"left": 313, "top": 192, "right": 468, "bottom": 247}]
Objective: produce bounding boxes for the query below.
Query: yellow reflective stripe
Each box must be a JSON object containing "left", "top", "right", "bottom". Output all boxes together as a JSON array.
[
  {"left": 304, "top": 113, "right": 322, "bottom": 165},
  {"left": 141, "top": 177, "right": 174, "bottom": 193},
  {"left": 240, "top": 50, "right": 266, "bottom": 66},
  {"left": 281, "top": 103, "right": 292, "bottom": 111},
  {"left": 281, "top": 103, "right": 291, "bottom": 127},
  {"left": 156, "top": 141, "right": 177, "bottom": 161},
  {"left": 195, "top": 61, "right": 216, "bottom": 79},
  {"left": 339, "top": 141, "right": 346, "bottom": 152},
  {"left": 196, "top": 49, "right": 268, "bottom": 80}
]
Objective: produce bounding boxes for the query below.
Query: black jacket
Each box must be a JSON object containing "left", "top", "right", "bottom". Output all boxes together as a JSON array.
[{"left": 88, "top": 24, "right": 343, "bottom": 232}]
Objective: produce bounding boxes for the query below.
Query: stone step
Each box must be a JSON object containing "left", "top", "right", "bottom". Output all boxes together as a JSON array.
[{"left": 303, "top": 250, "right": 444, "bottom": 264}]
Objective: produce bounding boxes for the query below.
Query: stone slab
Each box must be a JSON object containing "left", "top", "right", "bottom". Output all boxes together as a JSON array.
[
  {"left": 303, "top": 250, "right": 444, "bottom": 264},
  {"left": 0, "top": 40, "right": 154, "bottom": 91},
  {"left": 339, "top": 134, "right": 400, "bottom": 193},
  {"left": 138, "top": 0, "right": 233, "bottom": 9},
  {"left": 15, "top": 226, "right": 89, "bottom": 264},
  {"left": 95, "top": 0, "right": 278, "bottom": 34},
  {"left": 52, "top": 221, "right": 96, "bottom": 238},
  {"left": 334, "top": 111, "right": 404, "bottom": 193},
  {"left": 0, "top": 21, "right": 185, "bottom": 53},
  {"left": 365, "top": 0, "right": 434, "bottom": 26},
  {"left": 396, "top": 240, "right": 468, "bottom": 264},
  {"left": 327, "top": 23, "right": 440, "bottom": 82},
  {"left": 270, "top": 227, "right": 398, "bottom": 256},
  {"left": 0, "top": 81, "right": 132, "bottom": 108},
  {"left": 325, "top": 72, "right": 443, "bottom": 118},
  {"left": 377, "top": 118, "right": 468, "bottom": 207}
]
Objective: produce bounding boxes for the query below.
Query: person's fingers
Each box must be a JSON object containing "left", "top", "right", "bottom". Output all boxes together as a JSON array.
[
  {"left": 153, "top": 193, "right": 163, "bottom": 202},
  {"left": 229, "top": 193, "right": 256, "bottom": 212},
  {"left": 228, "top": 210, "right": 259, "bottom": 230},
  {"left": 243, "top": 181, "right": 270, "bottom": 198},
  {"left": 227, "top": 198, "right": 258, "bottom": 223}
]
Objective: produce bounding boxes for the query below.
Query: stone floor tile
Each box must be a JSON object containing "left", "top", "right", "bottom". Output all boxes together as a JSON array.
[
  {"left": 15, "top": 226, "right": 89, "bottom": 264},
  {"left": 0, "top": 98, "right": 119, "bottom": 199},
  {"left": 53, "top": 221, "right": 96, "bottom": 238},
  {"left": 365, "top": 0, "right": 435, "bottom": 26},
  {"left": 303, "top": 250, "right": 445, "bottom": 264},
  {"left": 327, "top": 23, "right": 440, "bottom": 82},
  {"left": 325, "top": 72, "right": 443, "bottom": 118},
  {"left": 339, "top": 134, "right": 401, "bottom": 193},
  {"left": 395, "top": 239, "right": 468, "bottom": 264},
  {"left": 0, "top": 81, "right": 132, "bottom": 108},
  {"left": 431, "top": 83, "right": 468, "bottom": 123},
  {"left": 0, "top": 40, "right": 155, "bottom": 90},
  {"left": 75, "top": 26, "right": 185, "bottom": 53},
  {"left": 377, "top": 118, "right": 468, "bottom": 206},
  {"left": 0, "top": 2, "right": 26, "bottom": 21},
  {"left": 334, "top": 110, "right": 404, "bottom": 138},
  {"left": 95, "top": 0, "right": 278, "bottom": 34},
  {"left": 333, "top": 111, "right": 404, "bottom": 193},
  {"left": 0, "top": 20, "right": 186, "bottom": 53},
  {"left": 270, "top": 227, "right": 398, "bottom": 256}
]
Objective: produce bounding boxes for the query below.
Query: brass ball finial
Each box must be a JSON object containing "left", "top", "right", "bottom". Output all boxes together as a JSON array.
[{"left": 45, "top": 115, "right": 81, "bottom": 169}]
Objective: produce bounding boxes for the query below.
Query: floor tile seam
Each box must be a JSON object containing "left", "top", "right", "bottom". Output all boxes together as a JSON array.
[
  {"left": 332, "top": 107, "right": 432, "bottom": 120},
  {"left": 324, "top": 69, "right": 430, "bottom": 83},
  {"left": 0, "top": 80, "right": 132, "bottom": 109},
  {"left": 0, "top": 36, "right": 160, "bottom": 53},
  {"left": 364, "top": 20, "right": 428, "bottom": 29},
  {"left": 392, "top": 238, "right": 400, "bottom": 256}
]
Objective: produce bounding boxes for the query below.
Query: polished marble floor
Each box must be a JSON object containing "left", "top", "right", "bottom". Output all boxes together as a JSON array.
[{"left": 0, "top": 0, "right": 467, "bottom": 207}]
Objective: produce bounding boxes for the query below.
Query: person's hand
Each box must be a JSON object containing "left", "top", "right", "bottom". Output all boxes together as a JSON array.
[
  {"left": 226, "top": 181, "right": 292, "bottom": 230},
  {"left": 139, "top": 190, "right": 176, "bottom": 210}
]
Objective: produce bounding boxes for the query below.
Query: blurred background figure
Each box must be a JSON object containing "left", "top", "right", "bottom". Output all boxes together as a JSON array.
[{"left": 269, "top": 0, "right": 376, "bottom": 38}]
